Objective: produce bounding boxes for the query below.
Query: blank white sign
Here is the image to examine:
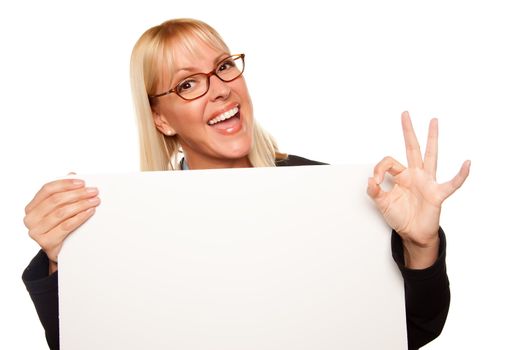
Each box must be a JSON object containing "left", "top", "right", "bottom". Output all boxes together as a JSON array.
[{"left": 59, "top": 165, "right": 406, "bottom": 349}]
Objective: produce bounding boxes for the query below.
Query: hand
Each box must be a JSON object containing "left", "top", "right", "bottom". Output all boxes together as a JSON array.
[
  {"left": 367, "top": 111, "right": 470, "bottom": 269},
  {"left": 23, "top": 176, "right": 100, "bottom": 274}
]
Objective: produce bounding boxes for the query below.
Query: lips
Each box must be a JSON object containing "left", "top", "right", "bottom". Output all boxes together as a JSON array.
[
  {"left": 207, "top": 104, "right": 243, "bottom": 135},
  {"left": 207, "top": 106, "right": 239, "bottom": 126}
]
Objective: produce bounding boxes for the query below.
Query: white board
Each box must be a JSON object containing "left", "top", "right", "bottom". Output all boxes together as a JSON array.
[{"left": 58, "top": 165, "right": 406, "bottom": 349}]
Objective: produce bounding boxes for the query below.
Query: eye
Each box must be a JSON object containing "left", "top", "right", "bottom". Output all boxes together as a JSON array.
[
  {"left": 176, "top": 79, "right": 198, "bottom": 94},
  {"left": 218, "top": 58, "right": 236, "bottom": 72}
]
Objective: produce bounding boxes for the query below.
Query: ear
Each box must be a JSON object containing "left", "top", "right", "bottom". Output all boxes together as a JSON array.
[{"left": 151, "top": 109, "right": 176, "bottom": 136}]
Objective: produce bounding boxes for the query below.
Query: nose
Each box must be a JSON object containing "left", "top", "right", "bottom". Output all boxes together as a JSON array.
[{"left": 208, "top": 74, "right": 231, "bottom": 101}]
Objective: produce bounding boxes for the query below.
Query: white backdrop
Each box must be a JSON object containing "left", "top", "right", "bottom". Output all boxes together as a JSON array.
[{"left": 1, "top": 0, "right": 526, "bottom": 349}]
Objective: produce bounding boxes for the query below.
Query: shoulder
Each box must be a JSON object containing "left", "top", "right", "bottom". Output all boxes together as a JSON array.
[{"left": 275, "top": 154, "right": 328, "bottom": 167}]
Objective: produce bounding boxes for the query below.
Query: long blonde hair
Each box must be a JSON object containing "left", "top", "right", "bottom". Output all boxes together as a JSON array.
[{"left": 130, "top": 18, "right": 283, "bottom": 171}]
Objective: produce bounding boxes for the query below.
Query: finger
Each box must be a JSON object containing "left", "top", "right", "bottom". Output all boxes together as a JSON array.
[
  {"left": 373, "top": 156, "right": 406, "bottom": 184},
  {"left": 438, "top": 160, "right": 471, "bottom": 200},
  {"left": 28, "top": 194, "right": 100, "bottom": 237},
  {"left": 401, "top": 111, "right": 424, "bottom": 168},
  {"left": 24, "top": 186, "right": 98, "bottom": 229},
  {"left": 423, "top": 118, "right": 439, "bottom": 178},
  {"left": 25, "top": 179, "right": 85, "bottom": 214},
  {"left": 35, "top": 207, "right": 96, "bottom": 259},
  {"left": 367, "top": 176, "right": 388, "bottom": 207},
  {"left": 367, "top": 177, "right": 392, "bottom": 216}
]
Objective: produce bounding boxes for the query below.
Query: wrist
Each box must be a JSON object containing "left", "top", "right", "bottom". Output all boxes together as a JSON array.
[
  {"left": 49, "top": 260, "right": 58, "bottom": 275},
  {"left": 402, "top": 234, "right": 440, "bottom": 269}
]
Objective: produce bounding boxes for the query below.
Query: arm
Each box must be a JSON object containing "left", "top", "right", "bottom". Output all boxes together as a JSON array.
[
  {"left": 392, "top": 229, "right": 450, "bottom": 350},
  {"left": 22, "top": 251, "right": 60, "bottom": 350},
  {"left": 22, "top": 177, "right": 100, "bottom": 349},
  {"left": 368, "top": 112, "right": 469, "bottom": 348}
]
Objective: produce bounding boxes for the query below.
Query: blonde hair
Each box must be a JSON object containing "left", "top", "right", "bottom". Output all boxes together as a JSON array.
[{"left": 130, "top": 18, "right": 284, "bottom": 171}]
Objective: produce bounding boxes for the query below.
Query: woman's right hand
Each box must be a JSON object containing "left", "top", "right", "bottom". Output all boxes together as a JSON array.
[{"left": 23, "top": 178, "right": 100, "bottom": 274}]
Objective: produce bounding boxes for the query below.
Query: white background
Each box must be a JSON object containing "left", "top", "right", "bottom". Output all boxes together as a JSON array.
[{"left": 1, "top": 0, "right": 526, "bottom": 348}]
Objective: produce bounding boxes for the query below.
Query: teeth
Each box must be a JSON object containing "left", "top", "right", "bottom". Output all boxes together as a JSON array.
[{"left": 208, "top": 106, "right": 239, "bottom": 125}]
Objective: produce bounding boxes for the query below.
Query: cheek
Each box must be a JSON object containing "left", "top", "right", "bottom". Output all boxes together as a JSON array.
[
  {"left": 236, "top": 81, "right": 253, "bottom": 117},
  {"left": 162, "top": 102, "right": 206, "bottom": 133},
  {"left": 239, "top": 79, "right": 252, "bottom": 101}
]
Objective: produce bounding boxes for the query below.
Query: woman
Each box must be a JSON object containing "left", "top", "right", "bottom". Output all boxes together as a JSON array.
[{"left": 22, "top": 18, "right": 470, "bottom": 350}]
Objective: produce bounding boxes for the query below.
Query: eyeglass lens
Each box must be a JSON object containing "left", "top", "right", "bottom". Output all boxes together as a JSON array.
[{"left": 176, "top": 55, "right": 244, "bottom": 100}]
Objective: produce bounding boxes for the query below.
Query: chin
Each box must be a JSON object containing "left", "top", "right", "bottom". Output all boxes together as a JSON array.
[
  {"left": 223, "top": 144, "right": 252, "bottom": 160},
  {"left": 217, "top": 133, "right": 252, "bottom": 157}
]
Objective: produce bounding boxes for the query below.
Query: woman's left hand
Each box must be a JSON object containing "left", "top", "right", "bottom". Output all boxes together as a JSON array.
[{"left": 367, "top": 111, "right": 470, "bottom": 269}]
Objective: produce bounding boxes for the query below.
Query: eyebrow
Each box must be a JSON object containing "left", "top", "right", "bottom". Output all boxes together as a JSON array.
[{"left": 175, "top": 53, "right": 230, "bottom": 74}]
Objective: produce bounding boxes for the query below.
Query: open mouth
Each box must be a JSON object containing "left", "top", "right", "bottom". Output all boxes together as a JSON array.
[
  {"left": 208, "top": 106, "right": 239, "bottom": 126},
  {"left": 207, "top": 106, "right": 241, "bottom": 134}
]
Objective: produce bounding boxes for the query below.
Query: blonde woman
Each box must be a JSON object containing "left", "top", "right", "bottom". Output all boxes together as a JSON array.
[{"left": 22, "top": 18, "right": 470, "bottom": 350}]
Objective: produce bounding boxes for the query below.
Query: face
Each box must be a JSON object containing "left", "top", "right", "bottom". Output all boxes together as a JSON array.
[{"left": 151, "top": 40, "right": 254, "bottom": 169}]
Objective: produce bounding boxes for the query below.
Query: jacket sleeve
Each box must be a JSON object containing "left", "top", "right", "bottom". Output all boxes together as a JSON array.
[
  {"left": 22, "top": 250, "right": 60, "bottom": 350},
  {"left": 392, "top": 228, "right": 450, "bottom": 350}
]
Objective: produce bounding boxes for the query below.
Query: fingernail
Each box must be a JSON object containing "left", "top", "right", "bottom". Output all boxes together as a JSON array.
[
  {"left": 86, "top": 187, "right": 98, "bottom": 194},
  {"left": 72, "top": 179, "right": 84, "bottom": 186},
  {"left": 85, "top": 207, "right": 96, "bottom": 214},
  {"left": 88, "top": 197, "right": 100, "bottom": 204}
]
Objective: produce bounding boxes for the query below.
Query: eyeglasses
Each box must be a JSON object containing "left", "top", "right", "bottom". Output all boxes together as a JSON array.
[{"left": 149, "top": 54, "right": 245, "bottom": 101}]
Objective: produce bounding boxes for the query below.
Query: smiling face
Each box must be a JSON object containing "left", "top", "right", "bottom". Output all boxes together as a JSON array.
[{"left": 150, "top": 40, "right": 254, "bottom": 169}]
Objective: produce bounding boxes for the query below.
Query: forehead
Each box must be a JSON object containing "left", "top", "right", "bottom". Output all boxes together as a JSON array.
[
  {"left": 158, "top": 34, "right": 229, "bottom": 82},
  {"left": 170, "top": 40, "right": 225, "bottom": 67}
]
